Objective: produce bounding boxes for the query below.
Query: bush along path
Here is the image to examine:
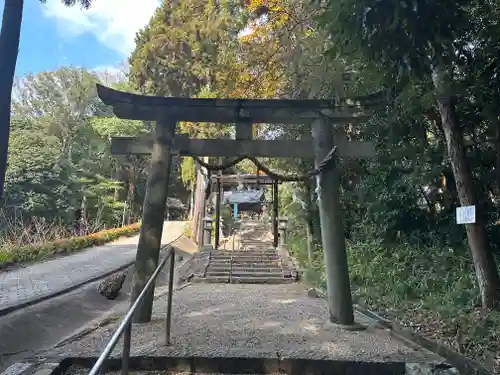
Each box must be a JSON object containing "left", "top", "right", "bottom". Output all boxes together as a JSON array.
[
  {"left": 0, "top": 224, "right": 140, "bottom": 271},
  {"left": 0, "top": 221, "right": 186, "bottom": 316},
  {"left": 287, "top": 231, "right": 500, "bottom": 374}
]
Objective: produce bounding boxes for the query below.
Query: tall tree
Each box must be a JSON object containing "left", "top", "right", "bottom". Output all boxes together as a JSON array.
[
  {"left": 0, "top": 0, "right": 92, "bottom": 203},
  {"left": 316, "top": 0, "right": 500, "bottom": 308},
  {"left": 5, "top": 67, "right": 136, "bottom": 227},
  {"left": 129, "top": 0, "right": 247, "bottom": 97},
  {"left": 12, "top": 67, "right": 101, "bottom": 165}
]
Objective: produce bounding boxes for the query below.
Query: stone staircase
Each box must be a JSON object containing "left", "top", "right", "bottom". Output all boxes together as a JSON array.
[{"left": 192, "top": 220, "right": 297, "bottom": 284}]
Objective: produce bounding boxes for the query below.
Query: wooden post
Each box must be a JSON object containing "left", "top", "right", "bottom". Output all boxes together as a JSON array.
[
  {"left": 312, "top": 117, "right": 355, "bottom": 326},
  {"left": 196, "top": 157, "right": 209, "bottom": 248},
  {"left": 273, "top": 180, "right": 279, "bottom": 248},
  {"left": 131, "top": 119, "right": 177, "bottom": 323},
  {"left": 164, "top": 156, "right": 174, "bottom": 221},
  {"left": 305, "top": 181, "right": 315, "bottom": 269},
  {"left": 214, "top": 176, "right": 221, "bottom": 250}
]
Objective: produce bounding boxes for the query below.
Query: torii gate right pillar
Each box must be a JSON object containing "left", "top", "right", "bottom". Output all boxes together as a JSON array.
[{"left": 312, "top": 117, "right": 355, "bottom": 326}]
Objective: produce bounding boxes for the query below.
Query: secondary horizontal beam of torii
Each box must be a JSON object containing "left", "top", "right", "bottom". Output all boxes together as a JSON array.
[
  {"left": 110, "top": 134, "right": 375, "bottom": 158},
  {"left": 212, "top": 174, "right": 283, "bottom": 185}
]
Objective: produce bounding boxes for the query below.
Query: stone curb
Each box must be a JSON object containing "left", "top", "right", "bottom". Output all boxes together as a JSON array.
[
  {"left": 1, "top": 356, "right": 458, "bottom": 375},
  {"left": 307, "top": 286, "right": 492, "bottom": 375},
  {"left": 0, "top": 240, "right": 185, "bottom": 318},
  {"left": 356, "top": 306, "right": 494, "bottom": 375}
]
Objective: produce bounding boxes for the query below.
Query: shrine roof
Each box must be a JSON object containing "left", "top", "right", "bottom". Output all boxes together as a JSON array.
[{"left": 221, "top": 190, "right": 265, "bottom": 205}]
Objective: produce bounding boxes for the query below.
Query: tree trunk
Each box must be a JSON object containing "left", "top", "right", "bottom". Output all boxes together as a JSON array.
[
  {"left": 192, "top": 165, "right": 203, "bottom": 243},
  {"left": 122, "top": 181, "right": 134, "bottom": 227},
  {"left": 192, "top": 157, "right": 209, "bottom": 245},
  {"left": 305, "top": 181, "right": 315, "bottom": 269},
  {"left": 80, "top": 195, "right": 88, "bottom": 235},
  {"left": 128, "top": 182, "right": 135, "bottom": 225},
  {"left": 432, "top": 62, "right": 500, "bottom": 309},
  {"left": 188, "top": 184, "right": 195, "bottom": 219},
  {"left": 0, "top": 0, "right": 24, "bottom": 201},
  {"left": 121, "top": 201, "right": 128, "bottom": 227},
  {"left": 496, "top": 124, "right": 500, "bottom": 194}
]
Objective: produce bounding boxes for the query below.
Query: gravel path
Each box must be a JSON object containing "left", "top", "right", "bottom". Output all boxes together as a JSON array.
[
  {"left": 0, "top": 221, "right": 186, "bottom": 314},
  {"left": 45, "top": 283, "right": 444, "bottom": 363}
]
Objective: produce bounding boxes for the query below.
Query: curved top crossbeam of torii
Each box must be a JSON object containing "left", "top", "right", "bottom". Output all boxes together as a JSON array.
[{"left": 96, "top": 83, "right": 378, "bottom": 124}]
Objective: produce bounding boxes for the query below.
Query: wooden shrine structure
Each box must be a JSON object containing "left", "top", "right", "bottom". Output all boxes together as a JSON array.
[
  {"left": 210, "top": 173, "right": 283, "bottom": 248},
  {"left": 97, "top": 83, "right": 378, "bottom": 327}
]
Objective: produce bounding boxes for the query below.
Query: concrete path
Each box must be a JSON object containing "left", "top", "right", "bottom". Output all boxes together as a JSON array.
[{"left": 0, "top": 221, "right": 186, "bottom": 315}]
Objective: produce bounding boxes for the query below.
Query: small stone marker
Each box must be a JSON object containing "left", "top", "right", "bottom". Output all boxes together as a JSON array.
[
  {"left": 98, "top": 271, "right": 126, "bottom": 300},
  {"left": 456, "top": 205, "right": 476, "bottom": 224},
  {"left": 308, "top": 288, "right": 326, "bottom": 299}
]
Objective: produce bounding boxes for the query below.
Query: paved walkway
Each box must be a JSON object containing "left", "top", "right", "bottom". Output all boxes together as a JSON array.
[{"left": 0, "top": 221, "right": 186, "bottom": 315}]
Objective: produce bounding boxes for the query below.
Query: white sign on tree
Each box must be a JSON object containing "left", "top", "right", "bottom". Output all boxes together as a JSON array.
[{"left": 456, "top": 205, "right": 476, "bottom": 224}]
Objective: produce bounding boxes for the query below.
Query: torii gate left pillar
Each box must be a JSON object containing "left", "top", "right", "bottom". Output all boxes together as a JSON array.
[{"left": 130, "top": 118, "right": 176, "bottom": 322}]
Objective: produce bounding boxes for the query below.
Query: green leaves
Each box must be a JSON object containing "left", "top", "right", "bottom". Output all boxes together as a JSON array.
[
  {"left": 90, "top": 117, "right": 148, "bottom": 138},
  {"left": 129, "top": 0, "right": 244, "bottom": 97},
  {"left": 39, "top": 0, "right": 92, "bottom": 9},
  {"left": 317, "top": 0, "right": 473, "bottom": 81},
  {"left": 5, "top": 67, "right": 151, "bottom": 226}
]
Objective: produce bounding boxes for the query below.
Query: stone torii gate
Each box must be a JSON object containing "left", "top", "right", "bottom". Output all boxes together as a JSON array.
[{"left": 96, "top": 83, "right": 375, "bottom": 327}]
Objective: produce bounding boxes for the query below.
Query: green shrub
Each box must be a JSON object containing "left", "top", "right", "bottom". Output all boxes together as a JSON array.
[
  {"left": 0, "top": 223, "right": 140, "bottom": 266},
  {"left": 287, "top": 225, "right": 500, "bottom": 369}
]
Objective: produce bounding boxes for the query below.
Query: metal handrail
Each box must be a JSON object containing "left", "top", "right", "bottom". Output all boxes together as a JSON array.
[{"left": 88, "top": 236, "right": 182, "bottom": 375}]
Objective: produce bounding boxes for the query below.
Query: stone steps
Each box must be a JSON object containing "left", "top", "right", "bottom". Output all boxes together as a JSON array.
[
  {"left": 192, "top": 275, "right": 229, "bottom": 283},
  {"left": 209, "top": 261, "right": 280, "bottom": 268},
  {"left": 192, "top": 275, "right": 294, "bottom": 284},
  {"left": 210, "top": 256, "right": 279, "bottom": 263},
  {"left": 208, "top": 266, "right": 282, "bottom": 272},
  {"left": 237, "top": 243, "right": 274, "bottom": 247},
  {"left": 212, "top": 250, "right": 276, "bottom": 255},
  {"left": 192, "top": 221, "right": 297, "bottom": 285},
  {"left": 206, "top": 270, "right": 284, "bottom": 277},
  {"left": 230, "top": 276, "right": 294, "bottom": 284},
  {"left": 211, "top": 256, "right": 277, "bottom": 260}
]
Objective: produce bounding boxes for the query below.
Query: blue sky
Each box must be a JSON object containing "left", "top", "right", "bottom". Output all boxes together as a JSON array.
[{"left": 0, "top": 0, "right": 160, "bottom": 77}]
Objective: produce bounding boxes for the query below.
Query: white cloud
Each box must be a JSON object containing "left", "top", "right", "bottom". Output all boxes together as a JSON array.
[{"left": 41, "top": 0, "right": 160, "bottom": 56}]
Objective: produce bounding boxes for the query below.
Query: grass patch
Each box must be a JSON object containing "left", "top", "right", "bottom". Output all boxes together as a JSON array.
[
  {"left": 0, "top": 223, "right": 140, "bottom": 267},
  {"left": 287, "top": 229, "right": 500, "bottom": 371}
]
